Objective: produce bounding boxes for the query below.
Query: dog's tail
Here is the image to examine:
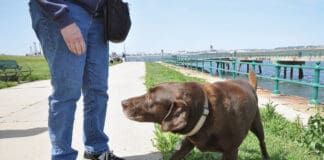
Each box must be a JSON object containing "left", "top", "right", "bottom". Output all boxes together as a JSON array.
[{"left": 248, "top": 71, "right": 257, "bottom": 90}]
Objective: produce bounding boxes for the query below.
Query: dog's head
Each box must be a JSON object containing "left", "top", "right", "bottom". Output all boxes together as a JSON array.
[{"left": 121, "top": 82, "right": 205, "bottom": 132}]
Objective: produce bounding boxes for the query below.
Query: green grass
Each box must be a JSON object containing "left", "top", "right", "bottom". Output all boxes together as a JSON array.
[
  {"left": 146, "top": 62, "right": 321, "bottom": 160},
  {"left": 145, "top": 62, "right": 205, "bottom": 89},
  {"left": 0, "top": 81, "right": 17, "bottom": 89},
  {"left": 0, "top": 55, "right": 120, "bottom": 89},
  {"left": 0, "top": 55, "right": 50, "bottom": 89}
]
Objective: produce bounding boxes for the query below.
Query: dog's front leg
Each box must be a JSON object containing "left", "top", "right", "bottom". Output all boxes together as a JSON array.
[{"left": 170, "top": 138, "right": 194, "bottom": 160}]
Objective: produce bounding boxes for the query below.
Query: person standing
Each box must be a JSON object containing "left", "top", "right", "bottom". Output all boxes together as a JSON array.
[{"left": 29, "top": 0, "right": 124, "bottom": 159}]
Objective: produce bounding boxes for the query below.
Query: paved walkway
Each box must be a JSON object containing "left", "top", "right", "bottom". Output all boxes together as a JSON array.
[{"left": 0, "top": 62, "right": 162, "bottom": 160}]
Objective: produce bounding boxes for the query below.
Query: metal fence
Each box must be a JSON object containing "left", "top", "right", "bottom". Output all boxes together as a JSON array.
[{"left": 164, "top": 56, "right": 324, "bottom": 105}]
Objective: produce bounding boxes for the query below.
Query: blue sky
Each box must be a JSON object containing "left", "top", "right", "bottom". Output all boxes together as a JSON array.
[{"left": 0, "top": 0, "right": 324, "bottom": 55}]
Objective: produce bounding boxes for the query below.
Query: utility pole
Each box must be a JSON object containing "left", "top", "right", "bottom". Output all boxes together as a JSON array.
[
  {"left": 29, "top": 46, "right": 33, "bottom": 55},
  {"left": 123, "top": 43, "right": 126, "bottom": 54},
  {"left": 161, "top": 49, "right": 164, "bottom": 61},
  {"left": 122, "top": 43, "right": 127, "bottom": 62},
  {"left": 39, "top": 42, "right": 42, "bottom": 55},
  {"left": 33, "top": 42, "right": 37, "bottom": 55}
]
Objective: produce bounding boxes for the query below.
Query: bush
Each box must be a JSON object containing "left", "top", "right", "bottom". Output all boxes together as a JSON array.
[
  {"left": 263, "top": 101, "right": 278, "bottom": 118},
  {"left": 298, "top": 113, "right": 324, "bottom": 157}
]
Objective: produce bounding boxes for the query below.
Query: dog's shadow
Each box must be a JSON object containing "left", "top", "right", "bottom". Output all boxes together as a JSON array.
[{"left": 123, "top": 152, "right": 162, "bottom": 160}]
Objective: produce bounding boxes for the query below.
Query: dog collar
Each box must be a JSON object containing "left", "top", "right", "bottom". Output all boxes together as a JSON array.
[{"left": 185, "top": 91, "right": 209, "bottom": 137}]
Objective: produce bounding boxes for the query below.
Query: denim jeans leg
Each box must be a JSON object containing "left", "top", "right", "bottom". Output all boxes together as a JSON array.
[
  {"left": 82, "top": 18, "right": 109, "bottom": 155},
  {"left": 29, "top": 1, "right": 88, "bottom": 159}
]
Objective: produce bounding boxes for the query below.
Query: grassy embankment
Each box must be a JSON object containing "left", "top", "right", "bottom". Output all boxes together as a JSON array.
[
  {"left": 0, "top": 55, "right": 49, "bottom": 89},
  {"left": 145, "top": 62, "right": 321, "bottom": 160},
  {"left": 0, "top": 55, "right": 120, "bottom": 89}
]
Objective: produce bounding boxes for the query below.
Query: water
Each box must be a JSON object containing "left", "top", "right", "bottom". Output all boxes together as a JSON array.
[{"left": 203, "top": 61, "right": 324, "bottom": 103}]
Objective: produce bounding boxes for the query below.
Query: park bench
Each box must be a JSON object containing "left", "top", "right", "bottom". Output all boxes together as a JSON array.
[{"left": 0, "top": 60, "right": 32, "bottom": 82}]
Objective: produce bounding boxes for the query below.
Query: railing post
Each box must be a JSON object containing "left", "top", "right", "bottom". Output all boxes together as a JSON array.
[
  {"left": 178, "top": 56, "right": 181, "bottom": 66},
  {"left": 191, "top": 59, "right": 194, "bottom": 70},
  {"left": 311, "top": 61, "right": 321, "bottom": 105},
  {"left": 196, "top": 60, "right": 199, "bottom": 71},
  {"left": 201, "top": 60, "right": 205, "bottom": 72},
  {"left": 188, "top": 57, "right": 190, "bottom": 68},
  {"left": 192, "top": 59, "right": 194, "bottom": 70},
  {"left": 181, "top": 57, "right": 184, "bottom": 66},
  {"left": 187, "top": 57, "right": 189, "bottom": 68},
  {"left": 252, "top": 61, "right": 256, "bottom": 72},
  {"left": 232, "top": 61, "right": 236, "bottom": 79},
  {"left": 209, "top": 61, "right": 213, "bottom": 76},
  {"left": 273, "top": 61, "right": 281, "bottom": 95},
  {"left": 183, "top": 57, "right": 185, "bottom": 67},
  {"left": 177, "top": 56, "right": 181, "bottom": 66},
  {"left": 219, "top": 62, "right": 223, "bottom": 78},
  {"left": 188, "top": 58, "right": 191, "bottom": 69}
]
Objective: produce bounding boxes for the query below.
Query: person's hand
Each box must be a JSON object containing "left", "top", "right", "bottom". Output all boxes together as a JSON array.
[{"left": 60, "top": 23, "right": 86, "bottom": 55}]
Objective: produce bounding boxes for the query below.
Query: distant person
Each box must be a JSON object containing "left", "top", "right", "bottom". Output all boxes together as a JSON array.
[
  {"left": 29, "top": 0, "right": 124, "bottom": 160},
  {"left": 122, "top": 53, "right": 126, "bottom": 62}
]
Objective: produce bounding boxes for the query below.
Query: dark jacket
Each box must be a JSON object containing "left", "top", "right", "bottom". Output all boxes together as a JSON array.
[{"left": 34, "top": 0, "right": 105, "bottom": 29}]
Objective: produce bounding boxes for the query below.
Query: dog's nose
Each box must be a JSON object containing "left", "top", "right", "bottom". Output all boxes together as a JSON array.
[{"left": 121, "top": 100, "right": 129, "bottom": 108}]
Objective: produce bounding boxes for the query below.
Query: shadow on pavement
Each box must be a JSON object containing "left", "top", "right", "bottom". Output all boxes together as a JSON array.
[
  {"left": 123, "top": 152, "right": 162, "bottom": 160},
  {"left": 0, "top": 127, "right": 48, "bottom": 139}
]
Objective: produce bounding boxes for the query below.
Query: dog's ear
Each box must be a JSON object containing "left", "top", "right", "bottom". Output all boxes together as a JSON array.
[{"left": 161, "top": 100, "right": 189, "bottom": 132}]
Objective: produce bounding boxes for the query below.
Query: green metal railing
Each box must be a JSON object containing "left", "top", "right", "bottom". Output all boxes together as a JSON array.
[{"left": 164, "top": 56, "right": 324, "bottom": 105}]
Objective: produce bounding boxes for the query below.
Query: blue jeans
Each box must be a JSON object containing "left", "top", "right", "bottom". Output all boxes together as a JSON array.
[{"left": 29, "top": 1, "right": 109, "bottom": 159}]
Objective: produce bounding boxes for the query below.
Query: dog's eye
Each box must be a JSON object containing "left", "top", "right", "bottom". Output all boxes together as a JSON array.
[{"left": 174, "top": 112, "right": 180, "bottom": 117}]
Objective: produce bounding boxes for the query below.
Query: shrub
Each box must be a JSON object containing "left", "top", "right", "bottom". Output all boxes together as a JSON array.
[
  {"left": 263, "top": 101, "right": 278, "bottom": 118},
  {"left": 298, "top": 113, "right": 324, "bottom": 157}
]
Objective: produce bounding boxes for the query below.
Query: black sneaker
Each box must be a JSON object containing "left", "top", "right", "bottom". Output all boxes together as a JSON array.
[{"left": 84, "top": 151, "right": 124, "bottom": 160}]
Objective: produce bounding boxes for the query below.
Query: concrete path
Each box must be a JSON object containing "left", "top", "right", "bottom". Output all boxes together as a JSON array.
[{"left": 0, "top": 62, "right": 162, "bottom": 160}]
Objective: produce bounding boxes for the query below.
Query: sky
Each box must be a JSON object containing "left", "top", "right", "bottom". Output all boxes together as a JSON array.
[{"left": 0, "top": 0, "right": 324, "bottom": 55}]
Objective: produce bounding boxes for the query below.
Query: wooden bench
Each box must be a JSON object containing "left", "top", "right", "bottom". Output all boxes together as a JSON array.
[{"left": 0, "top": 60, "right": 32, "bottom": 82}]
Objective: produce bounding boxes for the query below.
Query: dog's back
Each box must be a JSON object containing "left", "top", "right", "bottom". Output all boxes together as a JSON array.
[{"left": 212, "top": 71, "right": 258, "bottom": 109}]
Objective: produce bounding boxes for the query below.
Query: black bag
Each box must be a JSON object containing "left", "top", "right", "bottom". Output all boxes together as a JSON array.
[{"left": 103, "top": 0, "right": 131, "bottom": 43}]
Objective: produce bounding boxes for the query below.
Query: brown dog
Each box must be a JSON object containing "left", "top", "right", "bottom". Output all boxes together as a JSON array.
[{"left": 121, "top": 72, "right": 269, "bottom": 160}]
